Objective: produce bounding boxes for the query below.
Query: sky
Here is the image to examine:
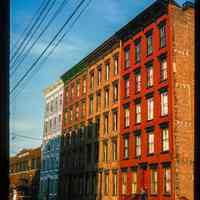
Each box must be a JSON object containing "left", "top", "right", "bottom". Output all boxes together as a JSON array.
[{"left": 10, "top": 0, "right": 193, "bottom": 156}]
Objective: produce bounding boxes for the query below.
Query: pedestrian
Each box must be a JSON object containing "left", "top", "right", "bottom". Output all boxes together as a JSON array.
[{"left": 140, "top": 188, "right": 147, "bottom": 200}]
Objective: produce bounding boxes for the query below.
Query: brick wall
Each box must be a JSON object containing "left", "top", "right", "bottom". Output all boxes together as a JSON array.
[{"left": 170, "top": 4, "right": 195, "bottom": 200}]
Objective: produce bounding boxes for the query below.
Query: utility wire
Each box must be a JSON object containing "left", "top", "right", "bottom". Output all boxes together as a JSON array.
[
  {"left": 11, "top": 0, "right": 70, "bottom": 77},
  {"left": 10, "top": 0, "right": 54, "bottom": 65},
  {"left": 11, "top": 0, "right": 92, "bottom": 101},
  {"left": 11, "top": 0, "right": 48, "bottom": 54},
  {"left": 10, "top": 0, "right": 88, "bottom": 95},
  {"left": 11, "top": 133, "right": 42, "bottom": 141}
]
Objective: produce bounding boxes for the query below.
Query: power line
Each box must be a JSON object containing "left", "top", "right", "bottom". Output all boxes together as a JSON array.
[
  {"left": 11, "top": 0, "right": 70, "bottom": 77},
  {"left": 11, "top": 133, "right": 42, "bottom": 141},
  {"left": 11, "top": 0, "right": 92, "bottom": 100},
  {"left": 11, "top": 0, "right": 48, "bottom": 54},
  {"left": 10, "top": 0, "right": 88, "bottom": 95},
  {"left": 10, "top": 0, "right": 54, "bottom": 65},
  {"left": 10, "top": 0, "right": 56, "bottom": 69}
]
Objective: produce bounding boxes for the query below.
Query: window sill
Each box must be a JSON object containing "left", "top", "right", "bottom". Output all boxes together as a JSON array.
[
  {"left": 150, "top": 193, "right": 158, "bottom": 196},
  {"left": 163, "top": 193, "right": 171, "bottom": 196},
  {"left": 147, "top": 153, "right": 155, "bottom": 157},
  {"left": 160, "top": 114, "right": 168, "bottom": 118},
  {"left": 159, "top": 45, "right": 167, "bottom": 50},
  {"left": 146, "top": 52, "right": 153, "bottom": 57},
  {"left": 147, "top": 119, "right": 154, "bottom": 122},
  {"left": 135, "top": 60, "right": 141, "bottom": 65},
  {"left": 124, "top": 66, "right": 131, "bottom": 70},
  {"left": 160, "top": 150, "right": 170, "bottom": 154},
  {"left": 160, "top": 79, "right": 168, "bottom": 84}
]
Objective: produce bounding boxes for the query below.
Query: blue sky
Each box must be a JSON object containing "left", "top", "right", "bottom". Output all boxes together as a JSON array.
[{"left": 10, "top": 0, "right": 192, "bottom": 155}]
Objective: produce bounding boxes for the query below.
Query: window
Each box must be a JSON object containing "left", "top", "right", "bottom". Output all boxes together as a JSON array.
[
  {"left": 76, "top": 81, "right": 80, "bottom": 97},
  {"left": 90, "top": 72, "right": 94, "bottom": 89},
  {"left": 162, "top": 127, "right": 169, "bottom": 152},
  {"left": 87, "top": 144, "right": 92, "bottom": 163},
  {"left": 105, "top": 62, "right": 110, "bottom": 81},
  {"left": 112, "top": 110, "right": 118, "bottom": 131},
  {"left": 160, "top": 57, "right": 167, "bottom": 81},
  {"left": 131, "top": 171, "right": 137, "bottom": 194},
  {"left": 136, "top": 103, "right": 141, "bottom": 124},
  {"left": 124, "top": 77, "right": 130, "bottom": 97},
  {"left": 113, "top": 82, "right": 118, "bottom": 103},
  {"left": 164, "top": 167, "right": 171, "bottom": 194},
  {"left": 103, "top": 141, "right": 108, "bottom": 161},
  {"left": 75, "top": 105, "right": 79, "bottom": 121},
  {"left": 124, "top": 136, "right": 129, "bottom": 159},
  {"left": 83, "top": 78, "right": 87, "bottom": 94},
  {"left": 95, "top": 118, "right": 100, "bottom": 136},
  {"left": 161, "top": 91, "right": 168, "bottom": 116},
  {"left": 135, "top": 135, "right": 141, "bottom": 157},
  {"left": 124, "top": 106, "right": 130, "bottom": 128},
  {"left": 94, "top": 142, "right": 99, "bottom": 162},
  {"left": 113, "top": 55, "right": 119, "bottom": 75},
  {"left": 122, "top": 173, "right": 127, "bottom": 194},
  {"left": 71, "top": 85, "right": 74, "bottom": 100},
  {"left": 146, "top": 32, "right": 153, "bottom": 55},
  {"left": 66, "top": 90, "right": 68, "bottom": 104},
  {"left": 104, "top": 114, "right": 109, "bottom": 134},
  {"left": 151, "top": 168, "right": 158, "bottom": 194},
  {"left": 54, "top": 100, "right": 57, "bottom": 112},
  {"left": 104, "top": 173, "right": 109, "bottom": 195},
  {"left": 148, "top": 131, "right": 154, "bottom": 154},
  {"left": 104, "top": 88, "right": 109, "bottom": 108},
  {"left": 147, "top": 65, "right": 153, "bottom": 87},
  {"left": 82, "top": 101, "right": 86, "bottom": 118},
  {"left": 113, "top": 173, "right": 118, "bottom": 196},
  {"left": 96, "top": 91, "right": 101, "bottom": 112},
  {"left": 160, "top": 23, "right": 166, "bottom": 48},
  {"left": 88, "top": 121, "right": 93, "bottom": 138},
  {"left": 147, "top": 97, "right": 154, "bottom": 120},
  {"left": 89, "top": 96, "right": 94, "bottom": 114},
  {"left": 50, "top": 101, "right": 53, "bottom": 112},
  {"left": 97, "top": 65, "right": 102, "bottom": 85},
  {"left": 58, "top": 114, "right": 61, "bottom": 127},
  {"left": 112, "top": 139, "right": 117, "bottom": 161},
  {"left": 124, "top": 47, "right": 130, "bottom": 68},
  {"left": 135, "top": 40, "right": 141, "bottom": 63},
  {"left": 135, "top": 72, "right": 141, "bottom": 93}
]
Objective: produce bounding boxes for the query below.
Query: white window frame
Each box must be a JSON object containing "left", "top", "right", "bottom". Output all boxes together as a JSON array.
[
  {"left": 131, "top": 171, "right": 137, "bottom": 194},
  {"left": 162, "top": 127, "right": 169, "bottom": 152},
  {"left": 124, "top": 107, "right": 130, "bottom": 128},
  {"left": 147, "top": 66, "right": 153, "bottom": 87},
  {"left": 147, "top": 97, "right": 154, "bottom": 120},
  {"left": 161, "top": 91, "right": 168, "bottom": 116},
  {"left": 136, "top": 103, "right": 141, "bottom": 123},
  {"left": 148, "top": 132, "right": 154, "bottom": 154},
  {"left": 164, "top": 167, "right": 171, "bottom": 194},
  {"left": 151, "top": 168, "right": 158, "bottom": 194},
  {"left": 136, "top": 135, "right": 141, "bottom": 157}
]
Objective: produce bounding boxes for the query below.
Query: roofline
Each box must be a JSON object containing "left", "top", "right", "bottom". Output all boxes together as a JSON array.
[{"left": 60, "top": 0, "right": 181, "bottom": 82}]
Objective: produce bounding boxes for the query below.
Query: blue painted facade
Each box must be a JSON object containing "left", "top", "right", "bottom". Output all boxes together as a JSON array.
[
  {"left": 39, "top": 136, "right": 61, "bottom": 200},
  {"left": 39, "top": 80, "right": 64, "bottom": 200}
]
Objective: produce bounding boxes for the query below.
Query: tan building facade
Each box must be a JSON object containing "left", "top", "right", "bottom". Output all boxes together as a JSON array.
[{"left": 10, "top": 147, "right": 41, "bottom": 200}]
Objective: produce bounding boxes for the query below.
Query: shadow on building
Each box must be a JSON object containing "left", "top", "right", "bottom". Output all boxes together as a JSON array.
[
  {"left": 58, "top": 121, "right": 100, "bottom": 200},
  {"left": 39, "top": 136, "right": 61, "bottom": 200}
]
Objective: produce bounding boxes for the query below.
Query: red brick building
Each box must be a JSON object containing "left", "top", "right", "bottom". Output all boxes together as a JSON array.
[
  {"left": 118, "top": 1, "right": 194, "bottom": 200},
  {"left": 59, "top": 1, "right": 195, "bottom": 200}
]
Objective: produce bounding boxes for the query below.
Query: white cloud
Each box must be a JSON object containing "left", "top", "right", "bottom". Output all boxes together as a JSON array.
[{"left": 10, "top": 118, "right": 38, "bottom": 133}]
